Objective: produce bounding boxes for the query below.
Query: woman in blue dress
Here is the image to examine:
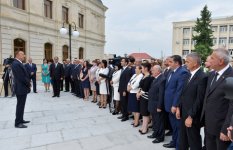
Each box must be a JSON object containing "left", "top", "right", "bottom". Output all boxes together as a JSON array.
[
  {"left": 81, "top": 60, "right": 90, "bottom": 100},
  {"left": 41, "top": 59, "right": 51, "bottom": 92}
]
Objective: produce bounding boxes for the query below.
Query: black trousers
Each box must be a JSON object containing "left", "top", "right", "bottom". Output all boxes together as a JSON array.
[
  {"left": 179, "top": 117, "right": 202, "bottom": 150},
  {"left": 205, "top": 131, "right": 231, "bottom": 150},
  {"left": 3, "top": 74, "right": 9, "bottom": 96},
  {"left": 65, "top": 76, "right": 71, "bottom": 91},
  {"left": 53, "top": 79, "right": 61, "bottom": 96},
  {"left": 74, "top": 79, "right": 80, "bottom": 96},
  {"left": 71, "top": 79, "right": 75, "bottom": 93},
  {"left": 60, "top": 79, "right": 64, "bottom": 91},
  {"left": 120, "top": 92, "right": 128, "bottom": 118},
  {"left": 31, "top": 76, "right": 37, "bottom": 92},
  {"left": 151, "top": 110, "right": 165, "bottom": 140},
  {"left": 15, "top": 94, "right": 27, "bottom": 126}
]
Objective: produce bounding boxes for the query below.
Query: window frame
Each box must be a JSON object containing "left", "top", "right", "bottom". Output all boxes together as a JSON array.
[
  {"left": 13, "top": 0, "right": 25, "bottom": 10},
  {"left": 44, "top": 0, "right": 52, "bottom": 19}
]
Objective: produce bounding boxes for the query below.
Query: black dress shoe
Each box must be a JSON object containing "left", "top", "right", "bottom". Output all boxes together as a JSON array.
[
  {"left": 112, "top": 111, "right": 119, "bottom": 115},
  {"left": 117, "top": 116, "right": 124, "bottom": 119},
  {"left": 15, "top": 124, "right": 27, "bottom": 128},
  {"left": 52, "top": 95, "right": 56, "bottom": 97},
  {"left": 57, "top": 95, "right": 60, "bottom": 97},
  {"left": 22, "top": 120, "right": 30, "bottom": 124},
  {"left": 165, "top": 130, "right": 173, "bottom": 136},
  {"left": 121, "top": 117, "right": 129, "bottom": 122},
  {"left": 163, "top": 143, "right": 175, "bottom": 148},
  {"left": 34, "top": 91, "right": 38, "bottom": 93},
  {"left": 152, "top": 138, "right": 164, "bottom": 143},
  {"left": 147, "top": 134, "right": 156, "bottom": 139}
]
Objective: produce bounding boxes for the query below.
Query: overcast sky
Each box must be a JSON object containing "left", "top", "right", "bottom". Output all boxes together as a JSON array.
[{"left": 101, "top": 0, "right": 233, "bottom": 58}]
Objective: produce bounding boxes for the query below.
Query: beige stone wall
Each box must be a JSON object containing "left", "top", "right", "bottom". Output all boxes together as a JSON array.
[
  {"left": 172, "top": 16, "right": 233, "bottom": 58},
  {"left": 0, "top": 0, "right": 107, "bottom": 75}
]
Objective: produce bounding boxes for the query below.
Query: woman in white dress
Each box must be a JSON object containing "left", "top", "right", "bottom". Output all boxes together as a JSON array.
[
  {"left": 110, "top": 63, "right": 122, "bottom": 115},
  {"left": 98, "top": 60, "right": 109, "bottom": 108}
]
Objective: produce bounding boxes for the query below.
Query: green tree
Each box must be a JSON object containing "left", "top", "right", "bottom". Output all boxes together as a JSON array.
[{"left": 192, "top": 5, "right": 213, "bottom": 62}]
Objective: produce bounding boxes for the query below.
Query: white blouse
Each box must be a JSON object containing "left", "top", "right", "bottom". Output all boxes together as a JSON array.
[
  {"left": 111, "top": 69, "right": 121, "bottom": 88},
  {"left": 128, "top": 73, "right": 143, "bottom": 93}
]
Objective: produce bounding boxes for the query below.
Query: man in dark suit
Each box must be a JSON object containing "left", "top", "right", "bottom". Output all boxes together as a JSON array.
[
  {"left": 49, "top": 56, "right": 64, "bottom": 97},
  {"left": 25, "top": 58, "right": 37, "bottom": 93},
  {"left": 70, "top": 59, "right": 76, "bottom": 93},
  {"left": 201, "top": 48, "right": 233, "bottom": 150},
  {"left": 163, "top": 55, "right": 189, "bottom": 149},
  {"left": 147, "top": 65, "right": 166, "bottom": 143},
  {"left": 11, "top": 51, "right": 30, "bottom": 128},
  {"left": 64, "top": 59, "right": 72, "bottom": 92},
  {"left": 176, "top": 53, "right": 207, "bottom": 150},
  {"left": 71, "top": 59, "right": 82, "bottom": 97},
  {"left": 118, "top": 58, "right": 133, "bottom": 121}
]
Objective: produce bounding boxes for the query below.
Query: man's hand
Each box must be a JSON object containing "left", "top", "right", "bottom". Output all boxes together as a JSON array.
[
  {"left": 176, "top": 107, "right": 180, "bottom": 119},
  {"left": 171, "top": 106, "right": 177, "bottom": 114},
  {"left": 60, "top": 78, "right": 63, "bottom": 80},
  {"left": 123, "top": 91, "right": 126, "bottom": 96},
  {"left": 157, "top": 108, "right": 162, "bottom": 112},
  {"left": 220, "top": 132, "right": 230, "bottom": 141},
  {"left": 227, "top": 126, "right": 233, "bottom": 141},
  {"left": 31, "top": 72, "right": 34, "bottom": 76},
  {"left": 185, "top": 116, "right": 193, "bottom": 128}
]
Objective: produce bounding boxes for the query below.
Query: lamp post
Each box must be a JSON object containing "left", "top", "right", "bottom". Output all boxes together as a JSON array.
[{"left": 60, "top": 22, "right": 79, "bottom": 60}]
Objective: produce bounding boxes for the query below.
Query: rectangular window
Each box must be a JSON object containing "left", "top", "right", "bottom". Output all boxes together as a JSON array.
[
  {"left": 44, "top": 0, "right": 52, "bottom": 19},
  {"left": 62, "top": 6, "right": 69, "bottom": 23},
  {"left": 212, "top": 38, "right": 217, "bottom": 45},
  {"left": 211, "top": 26, "right": 218, "bottom": 32},
  {"left": 182, "top": 50, "right": 189, "bottom": 56},
  {"left": 230, "top": 25, "right": 233, "bottom": 32},
  {"left": 183, "top": 39, "right": 190, "bottom": 45},
  {"left": 220, "top": 26, "right": 227, "bottom": 32},
  {"left": 229, "top": 37, "right": 233, "bottom": 44},
  {"left": 13, "top": 0, "right": 25, "bottom": 10},
  {"left": 79, "top": 13, "right": 84, "bottom": 28},
  {"left": 183, "top": 28, "right": 190, "bottom": 35},
  {"left": 191, "top": 40, "right": 196, "bottom": 45},
  {"left": 219, "top": 37, "right": 227, "bottom": 45},
  {"left": 228, "top": 49, "right": 233, "bottom": 56}
]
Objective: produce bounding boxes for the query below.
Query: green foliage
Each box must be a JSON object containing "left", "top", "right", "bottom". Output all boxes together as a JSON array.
[{"left": 192, "top": 5, "right": 213, "bottom": 62}]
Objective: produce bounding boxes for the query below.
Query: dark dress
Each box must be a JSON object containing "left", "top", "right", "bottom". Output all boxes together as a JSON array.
[
  {"left": 139, "top": 75, "right": 154, "bottom": 116},
  {"left": 81, "top": 68, "right": 90, "bottom": 88}
]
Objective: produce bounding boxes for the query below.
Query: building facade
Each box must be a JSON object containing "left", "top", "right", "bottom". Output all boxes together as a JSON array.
[
  {"left": 0, "top": 0, "right": 107, "bottom": 71},
  {"left": 172, "top": 16, "right": 233, "bottom": 58}
]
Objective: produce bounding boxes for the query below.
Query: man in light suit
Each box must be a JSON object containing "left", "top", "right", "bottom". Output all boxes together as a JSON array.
[
  {"left": 201, "top": 48, "right": 233, "bottom": 150},
  {"left": 176, "top": 53, "right": 207, "bottom": 150},
  {"left": 163, "top": 55, "right": 189, "bottom": 149},
  {"left": 147, "top": 65, "right": 166, "bottom": 143},
  {"left": 11, "top": 51, "right": 31, "bottom": 128},
  {"left": 25, "top": 58, "right": 37, "bottom": 93},
  {"left": 49, "top": 56, "right": 64, "bottom": 97}
]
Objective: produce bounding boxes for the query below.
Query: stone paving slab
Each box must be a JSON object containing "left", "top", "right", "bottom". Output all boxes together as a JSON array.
[{"left": 0, "top": 83, "right": 172, "bottom": 150}]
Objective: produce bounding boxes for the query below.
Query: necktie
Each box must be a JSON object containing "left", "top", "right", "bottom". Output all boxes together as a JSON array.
[
  {"left": 210, "top": 72, "right": 219, "bottom": 87},
  {"left": 167, "top": 71, "right": 174, "bottom": 82}
]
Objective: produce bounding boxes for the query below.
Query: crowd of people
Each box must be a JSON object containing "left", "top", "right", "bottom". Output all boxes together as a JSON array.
[{"left": 2, "top": 48, "right": 233, "bottom": 150}]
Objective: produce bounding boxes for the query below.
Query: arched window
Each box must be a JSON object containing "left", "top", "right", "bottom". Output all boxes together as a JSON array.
[
  {"left": 63, "top": 45, "right": 69, "bottom": 61},
  {"left": 79, "top": 47, "right": 84, "bottom": 59},
  {"left": 14, "top": 38, "right": 26, "bottom": 57},
  {"left": 44, "top": 43, "right": 52, "bottom": 61}
]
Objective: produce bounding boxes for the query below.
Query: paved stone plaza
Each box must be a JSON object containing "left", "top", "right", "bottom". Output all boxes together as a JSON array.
[{"left": 0, "top": 83, "right": 171, "bottom": 150}]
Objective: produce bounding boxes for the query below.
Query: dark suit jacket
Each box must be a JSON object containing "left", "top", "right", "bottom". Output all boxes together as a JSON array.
[
  {"left": 25, "top": 63, "right": 37, "bottom": 78},
  {"left": 201, "top": 66, "right": 233, "bottom": 135},
  {"left": 11, "top": 59, "right": 30, "bottom": 95},
  {"left": 49, "top": 63, "right": 64, "bottom": 80},
  {"left": 148, "top": 74, "right": 166, "bottom": 112},
  {"left": 179, "top": 68, "right": 207, "bottom": 123},
  {"left": 164, "top": 66, "right": 189, "bottom": 112},
  {"left": 64, "top": 63, "right": 72, "bottom": 77},
  {"left": 118, "top": 67, "right": 132, "bottom": 93},
  {"left": 71, "top": 64, "right": 82, "bottom": 80},
  {"left": 163, "top": 68, "right": 171, "bottom": 79}
]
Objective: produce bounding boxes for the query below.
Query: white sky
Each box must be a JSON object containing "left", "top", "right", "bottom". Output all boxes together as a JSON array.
[{"left": 101, "top": 0, "right": 233, "bottom": 58}]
